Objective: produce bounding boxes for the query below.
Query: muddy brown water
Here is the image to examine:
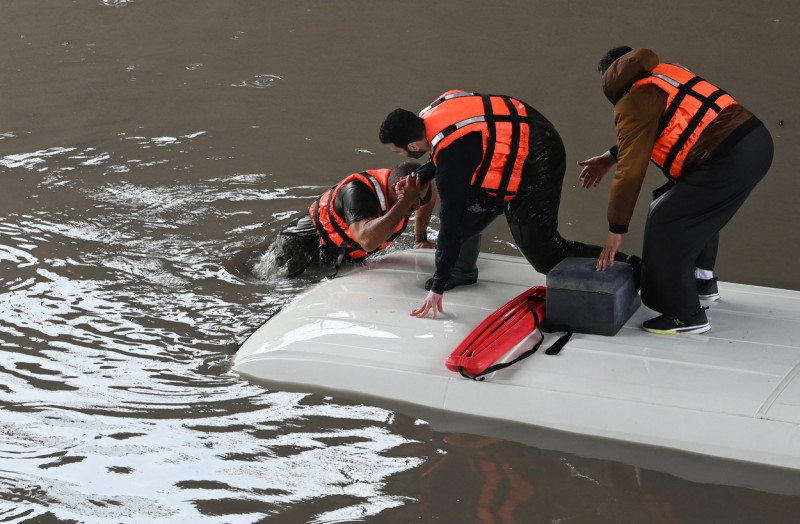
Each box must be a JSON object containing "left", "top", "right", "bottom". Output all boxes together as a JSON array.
[{"left": 2, "top": 1, "right": 799, "bottom": 522}]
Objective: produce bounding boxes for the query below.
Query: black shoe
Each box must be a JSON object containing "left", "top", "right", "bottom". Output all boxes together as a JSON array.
[
  {"left": 697, "top": 277, "right": 720, "bottom": 301},
  {"left": 642, "top": 306, "right": 710, "bottom": 335}
]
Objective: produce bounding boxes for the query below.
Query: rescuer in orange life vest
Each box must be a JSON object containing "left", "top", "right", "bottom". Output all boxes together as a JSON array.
[
  {"left": 272, "top": 160, "right": 479, "bottom": 281},
  {"left": 578, "top": 47, "right": 773, "bottom": 334},
  {"left": 379, "top": 91, "right": 638, "bottom": 319}
]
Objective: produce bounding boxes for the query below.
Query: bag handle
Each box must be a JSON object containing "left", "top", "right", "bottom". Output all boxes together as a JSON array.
[
  {"left": 458, "top": 334, "right": 544, "bottom": 381},
  {"left": 541, "top": 320, "right": 573, "bottom": 355}
]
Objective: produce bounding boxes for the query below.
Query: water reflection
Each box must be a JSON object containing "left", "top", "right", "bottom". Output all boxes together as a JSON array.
[{"left": 2, "top": 389, "right": 428, "bottom": 521}]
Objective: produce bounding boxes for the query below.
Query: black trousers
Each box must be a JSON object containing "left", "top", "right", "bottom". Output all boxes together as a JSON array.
[
  {"left": 641, "top": 123, "right": 773, "bottom": 316},
  {"left": 460, "top": 109, "right": 608, "bottom": 273}
]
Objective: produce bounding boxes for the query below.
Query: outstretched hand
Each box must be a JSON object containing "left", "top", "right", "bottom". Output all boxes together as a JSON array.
[
  {"left": 410, "top": 290, "right": 443, "bottom": 319},
  {"left": 394, "top": 176, "right": 409, "bottom": 199},
  {"left": 596, "top": 232, "right": 623, "bottom": 271},
  {"left": 577, "top": 151, "right": 616, "bottom": 188},
  {"left": 395, "top": 174, "right": 427, "bottom": 202}
]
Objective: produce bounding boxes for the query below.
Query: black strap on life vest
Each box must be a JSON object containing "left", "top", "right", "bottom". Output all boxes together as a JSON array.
[
  {"left": 311, "top": 187, "right": 335, "bottom": 246},
  {"left": 470, "top": 95, "right": 525, "bottom": 205},
  {"left": 471, "top": 95, "right": 496, "bottom": 191},
  {"left": 657, "top": 75, "right": 731, "bottom": 176},
  {"left": 311, "top": 173, "right": 376, "bottom": 259},
  {"left": 494, "top": 96, "right": 522, "bottom": 205}
]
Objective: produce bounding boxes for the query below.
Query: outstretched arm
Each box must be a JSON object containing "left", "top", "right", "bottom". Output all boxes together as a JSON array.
[
  {"left": 348, "top": 174, "right": 428, "bottom": 252},
  {"left": 577, "top": 149, "right": 617, "bottom": 188}
]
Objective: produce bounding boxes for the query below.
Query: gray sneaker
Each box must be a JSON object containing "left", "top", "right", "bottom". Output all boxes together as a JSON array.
[{"left": 697, "top": 277, "right": 720, "bottom": 301}]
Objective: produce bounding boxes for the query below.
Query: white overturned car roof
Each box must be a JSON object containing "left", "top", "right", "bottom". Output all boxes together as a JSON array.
[{"left": 233, "top": 249, "right": 800, "bottom": 485}]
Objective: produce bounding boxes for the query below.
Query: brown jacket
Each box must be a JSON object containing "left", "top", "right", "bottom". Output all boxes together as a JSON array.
[{"left": 603, "top": 48, "right": 754, "bottom": 231}]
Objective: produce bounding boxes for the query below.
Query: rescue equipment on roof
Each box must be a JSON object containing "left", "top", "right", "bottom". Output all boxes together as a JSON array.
[{"left": 445, "top": 286, "right": 572, "bottom": 381}]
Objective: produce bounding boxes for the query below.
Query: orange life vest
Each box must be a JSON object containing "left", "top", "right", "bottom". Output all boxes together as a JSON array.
[
  {"left": 632, "top": 63, "right": 737, "bottom": 178},
  {"left": 309, "top": 169, "right": 408, "bottom": 260},
  {"left": 419, "top": 90, "right": 531, "bottom": 200}
]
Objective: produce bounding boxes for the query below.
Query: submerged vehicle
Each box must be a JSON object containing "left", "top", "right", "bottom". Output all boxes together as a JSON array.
[{"left": 233, "top": 249, "right": 800, "bottom": 493}]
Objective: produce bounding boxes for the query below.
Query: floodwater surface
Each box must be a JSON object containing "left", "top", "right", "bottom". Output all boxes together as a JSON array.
[{"left": 2, "top": 1, "right": 799, "bottom": 522}]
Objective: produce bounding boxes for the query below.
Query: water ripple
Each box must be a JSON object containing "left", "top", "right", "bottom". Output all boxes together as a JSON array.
[
  {"left": 0, "top": 147, "right": 76, "bottom": 171},
  {"left": 99, "top": 0, "right": 133, "bottom": 7},
  {"left": 231, "top": 74, "right": 282, "bottom": 89}
]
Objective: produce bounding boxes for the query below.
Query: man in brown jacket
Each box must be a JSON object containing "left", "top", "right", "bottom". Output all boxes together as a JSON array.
[{"left": 578, "top": 47, "right": 773, "bottom": 334}]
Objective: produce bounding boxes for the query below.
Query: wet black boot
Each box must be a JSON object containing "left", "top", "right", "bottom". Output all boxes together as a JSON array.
[{"left": 425, "top": 234, "right": 481, "bottom": 291}]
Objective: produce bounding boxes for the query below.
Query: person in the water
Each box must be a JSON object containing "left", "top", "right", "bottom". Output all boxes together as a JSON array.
[
  {"left": 262, "top": 159, "right": 477, "bottom": 286},
  {"left": 282, "top": 160, "right": 434, "bottom": 276}
]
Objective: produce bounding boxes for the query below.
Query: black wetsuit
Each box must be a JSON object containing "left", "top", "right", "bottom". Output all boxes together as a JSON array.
[
  {"left": 334, "top": 181, "right": 381, "bottom": 227},
  {"left": 429, "top": 107, "right": 611, "bottom": 294}
]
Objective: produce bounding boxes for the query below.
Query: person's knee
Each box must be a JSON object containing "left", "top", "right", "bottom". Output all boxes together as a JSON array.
[
  {"left": 509, "top": 220, "right": 552, "bottom": 248},
  {"left": 518, "top": 243, "right": 562, "bottom": 274}
]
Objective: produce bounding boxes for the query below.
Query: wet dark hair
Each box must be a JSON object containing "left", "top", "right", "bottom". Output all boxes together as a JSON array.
[
  {"left": 598, "top": 46, "right": 634, "bottom": 75},
  {"left": 378, "top": 109, "right": 426, "bottom": 148},
  {"left": 388, "top": 160, "right": 421, "bottom": 186},
  {"left": 389, "top": 160, "right": 432, "bottom": 206}
]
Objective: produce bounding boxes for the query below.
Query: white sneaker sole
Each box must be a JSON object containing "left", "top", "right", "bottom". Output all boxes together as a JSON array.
[{"left": 700, "top": 293, "right": 720, "bottom": 302}]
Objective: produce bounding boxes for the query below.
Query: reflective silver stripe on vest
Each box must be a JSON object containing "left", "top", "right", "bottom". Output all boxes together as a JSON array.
[
  {"left": 650, "top": 72, "right": 681, "bottom": 88},
  {"left": 365, "top": 175, "right": 388, "bottom": 214},
  {"left": 419, "top": 91, "right": 477, "bottom": 117},
  {"left": 430, "top": 116, "right": 486, "bottom": 150},
  {"left": 649, "top": 63, "right": 693, "bottom": 88}
]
